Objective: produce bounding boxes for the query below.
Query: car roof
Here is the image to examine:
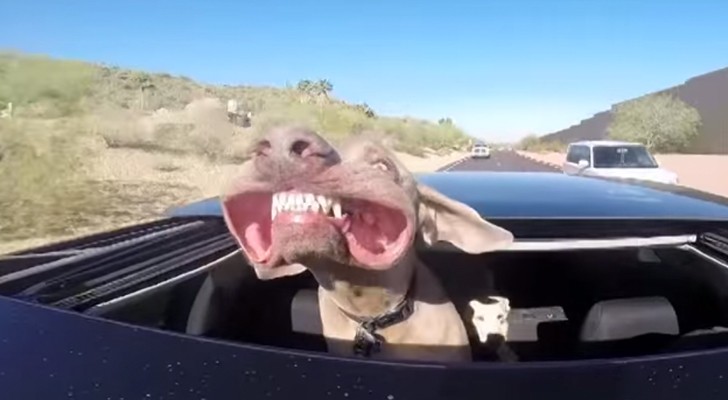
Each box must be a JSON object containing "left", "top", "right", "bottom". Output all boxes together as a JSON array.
[
  {"left": 168, "top": 172, "right": 728, "bottom": 220},
  {"left": 569, "top": 140, "right": 644, "bottom": 147}
]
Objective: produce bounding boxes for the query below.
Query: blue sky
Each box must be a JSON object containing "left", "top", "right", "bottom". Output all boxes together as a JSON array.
[{"left": 2, "top": 0, "right": 728, "bottom": 142}]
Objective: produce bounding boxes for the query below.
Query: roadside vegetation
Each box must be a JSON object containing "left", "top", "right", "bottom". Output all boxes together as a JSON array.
[
  {"left": 607, "top": 93, "right": 701, "bottom": 153},
  {"left": 516, "top": 134, "right": 567, "bottom": 153},
  {"left": 0, "top": 52, "right": 470, "bottom": 248}
]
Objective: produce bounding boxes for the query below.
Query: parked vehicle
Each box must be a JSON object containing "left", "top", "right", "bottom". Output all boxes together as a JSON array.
[
  {"left": 3, "top": 171, "right": 728, "bottom": 399},
  {"left": 562, "top": 140, "right": 679, "bottom": 184},
  {"left": 471, "top": 143, "right": 491, "bottom": 159}
]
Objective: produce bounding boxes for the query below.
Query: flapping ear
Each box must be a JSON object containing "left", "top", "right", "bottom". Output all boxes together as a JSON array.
[{"left": 417, "top": 183, "right": 514, "bottom": 253}]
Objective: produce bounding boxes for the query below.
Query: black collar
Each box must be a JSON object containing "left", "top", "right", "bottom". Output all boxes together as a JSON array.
[{"left": 337, "top": 275, "right": 417, "bottom": 358}]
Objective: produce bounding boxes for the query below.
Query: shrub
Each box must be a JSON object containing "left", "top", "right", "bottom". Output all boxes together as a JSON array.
[
  {"left": 0, "top": 119, "right": 103, "bottom": 240},
  {"left": 608, "top": 93, "right": 701, "bottom": 153}
]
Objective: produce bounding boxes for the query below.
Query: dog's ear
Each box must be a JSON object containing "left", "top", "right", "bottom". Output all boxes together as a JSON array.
[
  {"left": 335, "top": 134, "right": 513, "bottom": 255},
  {"left": 417, "top": 183, "right": 513, "bottom": 253}
]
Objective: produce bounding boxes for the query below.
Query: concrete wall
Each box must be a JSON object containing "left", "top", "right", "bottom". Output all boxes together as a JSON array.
[{"left": 541, "top": 67, "right": 728, "bottom": 154}]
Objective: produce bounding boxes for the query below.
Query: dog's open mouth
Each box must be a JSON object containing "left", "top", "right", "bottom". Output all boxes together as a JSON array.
[{"left": 224, "top": 190, "right": 413, "bottom": 269}]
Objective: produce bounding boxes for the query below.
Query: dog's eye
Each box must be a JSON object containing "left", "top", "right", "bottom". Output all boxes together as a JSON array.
[
  {"left": 370, "top": 157, "right": 400, "bottom": 181},
  {"left": 372, "top": 158, "right": 398, "bottom": 175},
  {"left": 372, "top": 160, "right": 390, "bottom": 171}
]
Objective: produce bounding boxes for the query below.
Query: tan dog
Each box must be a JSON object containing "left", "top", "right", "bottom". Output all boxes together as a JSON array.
[{"left": 221, "top": 126, "right": 514, "bottom": 362}]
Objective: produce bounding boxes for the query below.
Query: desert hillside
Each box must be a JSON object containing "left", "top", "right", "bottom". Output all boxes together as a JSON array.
[{"left": 0, "top": 52, "right": 471, "bottom": 253}]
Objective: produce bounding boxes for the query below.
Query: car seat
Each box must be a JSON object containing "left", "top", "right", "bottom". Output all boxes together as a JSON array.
[{"left": 578, "top": 296, "right": 680, "bottom": 358}]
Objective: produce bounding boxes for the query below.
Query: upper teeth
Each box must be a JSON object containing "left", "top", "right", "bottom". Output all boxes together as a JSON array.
[{"left": 272, "top": 192, "right": 343, "bottom": 219}]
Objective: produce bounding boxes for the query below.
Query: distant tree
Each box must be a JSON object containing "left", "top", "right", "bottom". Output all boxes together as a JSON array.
[
  {"left": 517, "top": 134, "right": 541, "bottom": 150},
  {"left": 438, "top": 117, "right": 453, "bottom": 125},
  {"left": 316, "top": 79, "right": 333, "bottom": 97},
  {"left": 607, "top": 93, "right": 701, "bottom": 153},
  {"left": 355, "top": 103, "right": 376, "bottom": 118},
  {"left": 295, "top": 79, "right": 333, "bottom": 103},
  {"left": 296, "top": 79, "right": 313, "bottom": 93}
]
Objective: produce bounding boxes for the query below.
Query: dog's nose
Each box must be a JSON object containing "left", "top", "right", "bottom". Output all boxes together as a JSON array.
[
  {"left": 290, "top": 139, "right": 313, "bottom": 158},
  {"left": 254, "top": 126, "right": 340, "bottom": 175}
]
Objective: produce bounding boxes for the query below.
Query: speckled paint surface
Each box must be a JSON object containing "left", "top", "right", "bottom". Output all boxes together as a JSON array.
[{"left": 2, "top": 296, "right": 728, "bottom": 399}]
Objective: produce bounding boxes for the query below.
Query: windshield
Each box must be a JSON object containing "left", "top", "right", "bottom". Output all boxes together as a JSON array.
[{"left": 592, "top": 146, "right": 659, "bottom": 168}]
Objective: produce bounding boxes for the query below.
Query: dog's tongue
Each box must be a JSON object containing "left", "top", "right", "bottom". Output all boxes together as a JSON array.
[
  {"left": 273, "top": 211, "right": 346, "bottom": 227},
  {"left": 344, "top": 203, "right": 410, "bottom": 269}
]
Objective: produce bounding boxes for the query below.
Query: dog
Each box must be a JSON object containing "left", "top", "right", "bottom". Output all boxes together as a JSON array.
[{"left": 221, "top": 126, "right": 514, "bottom": 362}]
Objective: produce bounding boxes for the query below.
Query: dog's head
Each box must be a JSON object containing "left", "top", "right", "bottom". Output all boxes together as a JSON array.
[
  {"left": 469, "top": 296, "right": 511, "bottom": 343},
  {"left": 221, "top": 126, "right": 513, "bottom": 279}
]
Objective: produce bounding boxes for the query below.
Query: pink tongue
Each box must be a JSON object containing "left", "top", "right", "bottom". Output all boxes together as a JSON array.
[
  {"left": 349, "top": 212, "right": 395, "bottom": 255},
  {"left": 362, "top": 213, "right": 376, "bottom": 225},
  {"left": 244, "top": 223, "right": 269, "bottom": 262}
]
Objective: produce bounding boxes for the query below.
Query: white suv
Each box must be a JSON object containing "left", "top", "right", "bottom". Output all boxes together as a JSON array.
[
  {"left": 471, "top": 144, "right": 491, "bottom": 159},
  {"left": 562, "top": 140, "right": 678, "bottom": 185}
]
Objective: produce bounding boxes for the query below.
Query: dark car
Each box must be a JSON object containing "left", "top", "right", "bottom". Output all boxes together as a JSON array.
[{"left": 3, "top": 171, "right": 728, "bottom": 399}]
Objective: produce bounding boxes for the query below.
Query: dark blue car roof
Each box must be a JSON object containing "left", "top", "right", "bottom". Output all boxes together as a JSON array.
[{"left": 168, "top": 172, "right": 728, "bottom": 220}]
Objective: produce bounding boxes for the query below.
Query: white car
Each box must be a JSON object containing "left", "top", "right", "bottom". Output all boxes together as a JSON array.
[
  {"left": 471, "top": 144, "right": 491, "bottom": 159},
  {"left": 562, "top": 140, "right": 679, "bottom": 185}
]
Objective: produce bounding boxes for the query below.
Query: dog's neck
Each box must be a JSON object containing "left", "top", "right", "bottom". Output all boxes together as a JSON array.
[{"left": 308, "top": 252, "right": 417, "bottom": 318}]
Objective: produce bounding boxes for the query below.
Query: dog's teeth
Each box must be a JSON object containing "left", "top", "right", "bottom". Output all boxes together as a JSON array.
[
  {"left": 286, "top": 194, "right": 296, "bottom": 210},
  {"left": 271, "top": 193, "right": 282, "bottom": 219},
  {"left": 271, "top": 192, "right": 340, "bottom": 218},
  {"left": 316, "top": 195, "right": 332, "bottom": 213},
  {"left": 304, "top": 193, "right": 320, "bottom": 212},
  {"left": 332, "top": 202, "right": 343, "bottom": 219},
  {"left": 294, "top": 193, "right": 306, "bottom": 211}
]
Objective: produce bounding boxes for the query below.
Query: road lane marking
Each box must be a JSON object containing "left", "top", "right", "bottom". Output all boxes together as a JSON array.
[{"left": 438, "top": 156, "right": 470, "bottom": 171}]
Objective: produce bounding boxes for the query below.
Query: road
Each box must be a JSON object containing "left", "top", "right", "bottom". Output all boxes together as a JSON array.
[{"left": 442, "top": 150, "right": 560, "bottom": 172}]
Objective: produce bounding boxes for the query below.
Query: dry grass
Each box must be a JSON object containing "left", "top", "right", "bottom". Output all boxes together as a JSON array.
[{"left": 0, "top": 119, "right": 97, "bottom": 240}]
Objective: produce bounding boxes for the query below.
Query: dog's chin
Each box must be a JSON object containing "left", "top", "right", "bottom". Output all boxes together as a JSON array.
[
  {"left": 267, "top": 211, "right": 412, "bottom": 271},
  {"left": 257, "top": 241, "right": 408, "bottom": 273}
]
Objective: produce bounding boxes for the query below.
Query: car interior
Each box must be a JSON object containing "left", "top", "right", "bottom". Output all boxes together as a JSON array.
[
  {"left": 175, "top": 245, "right": 728, "bottom": 362},
  {"left": 3, "top": 217, "right": 728, "bottom": 363}
]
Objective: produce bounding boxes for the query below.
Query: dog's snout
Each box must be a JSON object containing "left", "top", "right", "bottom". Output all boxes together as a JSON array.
[
  {"left": 253, "top": 139, "right": 272, "bottom": 156},
  {"left": 254, "top": 126, "right": 341, "bottom": 175}
]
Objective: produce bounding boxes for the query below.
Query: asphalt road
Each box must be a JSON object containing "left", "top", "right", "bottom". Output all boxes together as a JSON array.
[{"left": 442, "top": 150, "right": 560, "bottom": 172}]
